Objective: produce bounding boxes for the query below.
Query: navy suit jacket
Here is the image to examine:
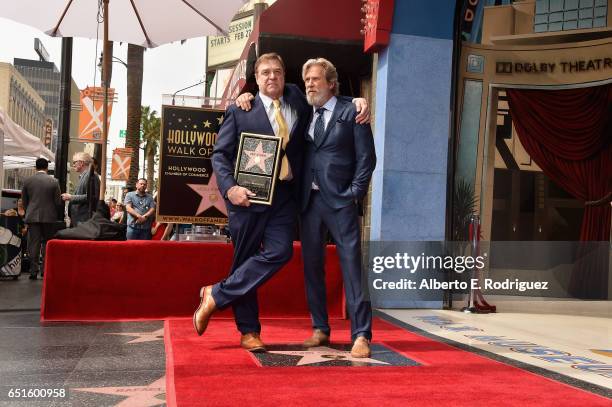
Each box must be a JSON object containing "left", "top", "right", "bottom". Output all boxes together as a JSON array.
[
  {"left": 212, "top": 84, "right": 310, "bottom": 212},
  {"left": 301, "top": 97, "right": 376, "bottom": 211}
]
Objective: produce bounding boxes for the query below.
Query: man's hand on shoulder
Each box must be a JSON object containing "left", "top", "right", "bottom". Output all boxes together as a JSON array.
[
  {"left": 235, "top": 93, "right": 255, "bottom": 111},
  {"left": 227, "top": 185, "right": 256, "bottom": 207},
  {"left": 352, "top": 98, "right": 370, "bottom": 124}
]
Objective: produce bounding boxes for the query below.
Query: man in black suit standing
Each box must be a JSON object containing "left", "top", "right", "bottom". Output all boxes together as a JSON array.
[
  {"left": 21, "top": 158, "right": 62, "bottom": 280},
  {"left": 299, "top": 58, "right": 376, "bottom": 358},
  {"left": 194, "top": 53, "right": 311, "bottom": 352},
  {"left": 61, "top": 152, "right": 99, "bottom": 226}
]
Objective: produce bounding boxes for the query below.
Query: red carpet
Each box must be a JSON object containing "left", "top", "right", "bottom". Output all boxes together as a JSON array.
[
  {"left": 165, "top": 317, "right": 610, "bottom": 406},
  {"left": 42, "top": 241, "right": 343, "bottom": 321}
]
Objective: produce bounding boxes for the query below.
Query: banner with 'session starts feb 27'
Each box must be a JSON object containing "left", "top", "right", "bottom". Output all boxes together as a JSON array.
[{"left": 157, "top": 105, "right": 228, "bottom": 225}]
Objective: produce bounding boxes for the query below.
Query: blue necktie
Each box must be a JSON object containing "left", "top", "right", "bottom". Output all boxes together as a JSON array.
[{"left": 314, "top": 107, "right": 326, "bottom": 142}]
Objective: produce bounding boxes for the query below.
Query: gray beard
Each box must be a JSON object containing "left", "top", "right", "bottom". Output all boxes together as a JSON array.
[{"left": 306, "top": 92, "right": 327, "bottom": 107}]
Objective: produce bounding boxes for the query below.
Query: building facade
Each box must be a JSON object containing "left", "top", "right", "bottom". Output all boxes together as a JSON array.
[
  {"left": 0, "top": 62, "right": 45, "bottom": 140},
  {"left": 13, "top": 58, "right": 61, "bottom": 151},
  {"left": 456, "top": 0, "right": 611, "bottom": 243},
  {"left": 0, "top": 62, "right": 47, "bottom": 189}
]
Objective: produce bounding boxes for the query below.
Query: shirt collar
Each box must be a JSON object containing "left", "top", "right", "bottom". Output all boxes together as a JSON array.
[
  {"left": 313, "top": 96, "right": 337, "bottom": 115},
  {"left": 258, "top": 92, "right": 285, "bottom": 111}
]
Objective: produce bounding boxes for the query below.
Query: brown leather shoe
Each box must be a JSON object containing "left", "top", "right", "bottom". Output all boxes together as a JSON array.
[
  {"left": 193, "top": 286, "right": 216, "bottom": 336},
  {"left": 302, "top": 329, "right": 330, "bottom": 347},
  {"left": 240, "top": 332, "right": 266, "bottom": 353},
  {"left": 350, "top": 336, "right": 371, "bottom": 358}
]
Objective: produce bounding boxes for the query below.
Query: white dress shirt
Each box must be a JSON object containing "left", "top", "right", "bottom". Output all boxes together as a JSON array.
[
  {"left": 308, "top": 96, "right": 337, "bottom": 140},
  {"left": 258, "top": 92, "right": 297, "bottom": 137}
]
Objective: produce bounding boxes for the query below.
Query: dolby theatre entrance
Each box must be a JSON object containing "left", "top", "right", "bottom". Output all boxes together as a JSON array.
[{"left": 453, "top": 34, "right": 611, "bottom": 302}]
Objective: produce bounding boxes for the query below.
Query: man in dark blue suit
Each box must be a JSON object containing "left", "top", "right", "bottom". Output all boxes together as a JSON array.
[
  {"left": 193, "top": 53, "right": 310, "bottom": 352},
  {"left": 299, "top": 58, "right": 376, "bottom": 358}
]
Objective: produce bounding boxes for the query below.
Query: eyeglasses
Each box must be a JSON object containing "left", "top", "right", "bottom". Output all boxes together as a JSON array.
[{"left": 72, "top": 160, "right": 83, "bottom": 165}]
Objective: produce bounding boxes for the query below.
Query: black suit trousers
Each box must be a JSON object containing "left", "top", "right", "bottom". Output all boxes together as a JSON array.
[{"left": 26, "top": 223, "right": 56, "bottom": 276}]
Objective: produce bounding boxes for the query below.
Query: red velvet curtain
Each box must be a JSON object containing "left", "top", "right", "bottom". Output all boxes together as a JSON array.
[{"left": 506, "top": 84, "right": 612, "bottom": 241}]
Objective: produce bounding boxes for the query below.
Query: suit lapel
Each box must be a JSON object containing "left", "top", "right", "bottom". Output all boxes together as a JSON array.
[
  {"left": 253, "top": 95, "right": 275, "bottom": 136},
  {"left": 77, "top": 172, "right": 87, "bottom": 193},
  {"left": 315, "top": 100, "right": 343, "bottom": 149},
  {"left": 283, "top": 87, "right": 302, "bottom": 139}
]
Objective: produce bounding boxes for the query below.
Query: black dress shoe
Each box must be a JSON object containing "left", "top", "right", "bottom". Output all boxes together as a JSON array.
[{"left": 28, "top": 275, "right": 37, "bottom": 280}]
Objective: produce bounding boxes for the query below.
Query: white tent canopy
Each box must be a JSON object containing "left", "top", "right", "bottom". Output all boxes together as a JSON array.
[{"left": 0, "top": 107, "right": 55, "bottom": 190}]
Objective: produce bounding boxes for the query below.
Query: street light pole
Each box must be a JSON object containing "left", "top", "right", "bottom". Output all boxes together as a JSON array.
[
  {"left": 55, "top": 37, "right": 73, "bottom": 193},
  {"left": 100, "top": 0, "right": 110, "bottom": 199},
  {"left": 171, "top": 80, "right": 206, "bottom": 105}
]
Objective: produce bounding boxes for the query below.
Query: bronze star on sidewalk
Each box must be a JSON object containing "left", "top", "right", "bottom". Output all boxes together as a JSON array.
[
  {"left": 73, "top": 376, "right": 165, "bottom": 407},
  {"left": 268, "top": 346, "right": 389, "bottom": 366},
  {"left": 106, "top": 328, "right": 164, "bottom": 344}
]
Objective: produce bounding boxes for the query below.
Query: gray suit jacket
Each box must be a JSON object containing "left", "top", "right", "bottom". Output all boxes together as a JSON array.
[
  {"left": 68, "top": 168, "right": 100, "bottom": 225},
  {"left": 21, "top": 172, "right": 62, "bottom": 224}
]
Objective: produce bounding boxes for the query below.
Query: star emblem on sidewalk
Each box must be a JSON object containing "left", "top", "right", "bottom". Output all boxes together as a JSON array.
[
  {"left": 187, "top": 174, "right": 228, "bottom": 216},
  {"left": 217, "top": 115, "right": 224, "bottom": 125},
  {"left": 243, "top": 142, "right": 273, "bottom": 172},
  {"left": 268, "top": 346, "right": 390, "bottom": 366},
  {"left": 106, "top": 328, "right": 164, "bottom": 344},
  {"left": 73, "top": 376, "right": 165, "bottom": 406}
]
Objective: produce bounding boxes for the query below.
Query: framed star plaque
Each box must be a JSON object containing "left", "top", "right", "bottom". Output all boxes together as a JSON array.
[{"left": 234, "top": 132, "right": 282, "bottom": 205}]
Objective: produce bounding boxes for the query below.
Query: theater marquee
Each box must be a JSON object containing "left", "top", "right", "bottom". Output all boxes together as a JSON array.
[{"left": 496, "top": 57, "right": 612, "bottom": 74}]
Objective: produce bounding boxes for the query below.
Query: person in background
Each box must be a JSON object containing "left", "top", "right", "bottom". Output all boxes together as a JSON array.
[
  {"left": 111, "top": 203, "right": 125, "bottom": 223},
  {"left": 21, "top": 158, "right": 63, "bottom": 280},
  {"left": 108, "top": 198, "right": 118, "bottom": 219},
  {"left": 61, "top": 152, "right": 100, "bottom": 226},
  {"left": 4, "top": 199, "right": 29, "bottom": 273},
  {"left": 150, "top": 194, "right": 171, "bottom": 240},
  {"left": 124, "top": 178, "right": 156, "bottom": 240},
  {"left": 151, "top": 221, "right": 172, "bottom": 240}
]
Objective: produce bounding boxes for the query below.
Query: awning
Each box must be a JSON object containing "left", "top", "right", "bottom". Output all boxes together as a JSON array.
[{"left": 0, "top": 106, "right": 55, "bottom": 170}]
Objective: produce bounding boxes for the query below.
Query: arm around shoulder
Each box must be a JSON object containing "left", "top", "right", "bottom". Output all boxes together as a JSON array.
[{"left": 211, "top": 106, "right": 240, "bottom": 197}]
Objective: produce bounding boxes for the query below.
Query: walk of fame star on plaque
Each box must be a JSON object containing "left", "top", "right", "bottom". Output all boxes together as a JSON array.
[
  {"left": 234, "top": 132, "right": 282, "bottom": 206},
  {"left": 252, "top": 344, "right": 420, "bottom": 367}
]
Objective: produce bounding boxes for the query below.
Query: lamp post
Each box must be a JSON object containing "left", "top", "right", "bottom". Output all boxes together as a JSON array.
[
  {"left": 98, "top": 54, "right": 128, "bottom": 70},
  {"left": 171, "top": 79, "right": 206, "bottom": 105}
]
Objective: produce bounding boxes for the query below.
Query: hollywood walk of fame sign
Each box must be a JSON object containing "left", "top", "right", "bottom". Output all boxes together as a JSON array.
[
  {"left": 158, "top": 105, "right": 227, "bottom": 224},
  {"left": 234, "top": 132, "right": 282, "bottom": 205},
  {"left": 253, "top": 344, "right": 421, "bottom": 367}
]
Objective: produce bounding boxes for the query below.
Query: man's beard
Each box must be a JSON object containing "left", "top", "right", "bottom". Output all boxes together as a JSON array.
[{"left": 306, "top": 91, "right": 327, "bottom": 107}]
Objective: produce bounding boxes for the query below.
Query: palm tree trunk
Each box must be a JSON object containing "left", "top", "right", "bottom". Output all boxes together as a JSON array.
[
  {"left": 126, "top": 44, "right": 144, "bottom": 189},
  {"left": 146, "top": 142, "right": 156, "bottom": 191}
]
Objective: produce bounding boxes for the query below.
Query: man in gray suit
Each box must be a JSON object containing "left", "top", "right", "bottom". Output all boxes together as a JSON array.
[
  {"left": 21, "top": 158, "right": 63, "bottom": 280},
  {"left": 61, "top": 152, "right": 100, "bottom": 226}
]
